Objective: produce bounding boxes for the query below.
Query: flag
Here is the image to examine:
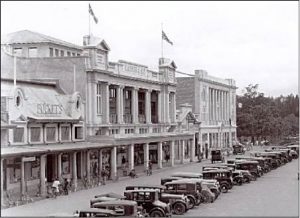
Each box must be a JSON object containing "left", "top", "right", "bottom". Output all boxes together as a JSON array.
[
  {"left": 162, "top": 31, "right": 173, "bottom": 45},
  {"left": 89, "top": 4, "right": 98, "bottom": 24}
]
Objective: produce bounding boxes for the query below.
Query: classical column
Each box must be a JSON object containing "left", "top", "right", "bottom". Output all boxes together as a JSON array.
[
  {"left": 132, "top": 88, "right": 138, "bottom": 124},
  {"left": 104, "top": 83, "right": 110, "bottom": 124},
  {"left": 180, "top": 140, "right": 185, "bottom": 164},
  {"left": 128, "top": 144, "right": 135, "bottom": 171},
  {"left": 40, "top": 155, "right": 46, "bottom": 197},
  {"left": 158, "top": 91, "right": 162, "bottom": 123},
  {"left": 143, "top": 143, "right": 149, "bottom": 170},
  {"left": 173, "top": 92, "right": 177, "bottom": 123},
  {"left": 145, "top": 89, "right": 151, "bottom": 124},
  {"left": 190, "top": 137, "right": 195, "bottom": 162},
  {"left": 157, "top": 142, "right": 163, "bottom": 169},
  {"left": 111, "top": 147, "right": 117, "bottom": 180},
  {"left": 212, "top": 89, "right": 215, "bottom": 122},
  {"left": 170, "top": 141, "right": 175, "bottom": 167},
  {"left": 222, "top": 91, "right": 225, "bottom": 121},
  {"left": 1, "top": 159, "right": 4, "bottom": 205},
  {"left": 166, "top": 92, "right": 170, "bottom": 123},
  {"left": 218, "top": 131, "right": 221, "bottom": 148},
  {"left": 57, "top": 153, "right": 62, "bottom": 179},
  {"left": 86, "top": 150, "right": 91, "bottom": 183},
  {"left": 72, "top": 152, "right": 77, "bottom": 191},
  {"left": 117, "top": 85, "right": 124, "bottom": 123},
  {"left": 20, "top": 158, "right": 25, "bottom": 197}
]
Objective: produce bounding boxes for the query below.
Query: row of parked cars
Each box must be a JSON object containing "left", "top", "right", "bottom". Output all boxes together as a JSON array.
[{"left": 74, "top": 144, "right": 299, "bottom": 217}]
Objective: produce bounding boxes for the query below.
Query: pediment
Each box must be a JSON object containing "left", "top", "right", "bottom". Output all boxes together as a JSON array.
[{"left": 15, "top": 115, "right": 27, "bottom": 121}]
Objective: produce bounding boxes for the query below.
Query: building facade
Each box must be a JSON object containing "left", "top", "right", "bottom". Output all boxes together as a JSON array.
[{"left": 176, "top": 70, "right": 237, "bottom": 158}]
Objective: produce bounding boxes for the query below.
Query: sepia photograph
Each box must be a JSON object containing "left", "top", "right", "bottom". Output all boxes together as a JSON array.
[{"left": 0, "top": 1, "right": 299, "bottom": 217}]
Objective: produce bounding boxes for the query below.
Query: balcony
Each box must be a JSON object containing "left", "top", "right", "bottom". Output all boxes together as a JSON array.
[
  {"left": 109, "top": 114, "right": 118, "bottom": 124},
  {"left": 138, "top": 115, "right": 146, "bottom": 124},
  {"left": 123, "top": 114, "right": 133, "bottom": 124}
]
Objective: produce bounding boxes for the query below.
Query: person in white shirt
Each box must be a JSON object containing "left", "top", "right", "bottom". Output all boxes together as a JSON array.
[{"left": 52, "top": 178, "right": 60, "bottom": 198}]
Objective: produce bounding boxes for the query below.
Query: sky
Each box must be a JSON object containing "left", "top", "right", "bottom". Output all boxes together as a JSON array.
[{"left": 1, "top": 1, "right": 298, "bottom": 97}]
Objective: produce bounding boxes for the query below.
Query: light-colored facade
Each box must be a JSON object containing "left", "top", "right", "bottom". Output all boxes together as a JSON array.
[{"left": 176, "top": 70, "right": 237, "bottom": 158}]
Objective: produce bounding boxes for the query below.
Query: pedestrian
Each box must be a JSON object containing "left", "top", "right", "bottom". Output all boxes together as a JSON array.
[
  {"left": 205, "top": 144, "right": 208, "bottom": 159},
  {"left": 52, "top": 178, "right": 60, "bottom": 198},
  {"left": 148, "top": 161, "right": 153, "bottom": 175},
  {"left": 63, "top": 178, "right": 69, "bottom": 195},
  {"left": 101, "top": 167, "right": 107, "bottom": 185},
  {"left": 122, "top": 156, "right": 126, "bottom": 170}
]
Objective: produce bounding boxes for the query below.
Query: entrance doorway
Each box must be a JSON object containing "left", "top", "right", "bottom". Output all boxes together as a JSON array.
[{"left": 46, "top": 154, "right": 55, "bottom": 182}]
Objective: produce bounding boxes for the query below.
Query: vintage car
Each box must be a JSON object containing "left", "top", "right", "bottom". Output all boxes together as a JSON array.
[
  {"left": 231, "top": 171, "right": 244, "bottom": 186},
  {"left": 170, "top": 172, "right": 203, "bottom": 179},
  {"left": 91, "top": 192, "right": 125, "bottom": 207},
  {"left": 253, "top": 152, "right": 280, "bottom": 169},
  {"left": 211, "top": 149, "right": 224, "bottom": 163},
  {"left": 235, "top": 160, "right": 260, "bottom": 179},
  {"left": 123, "top": 189, "right": 172, "bottom": 217},
  {"left": 235, "top": 157, "right": 266, "bottom": 175},
  {"left": 234, "top": 170, "right": 253, "bottom": 183},
  {"left": 233, "top": 144, "right": 245, "bottom": 155},
  {"left": 265, "top": 150, "right": 289, "bottom": 164},
  {"left": 74, "top": 208, "right": 118, "bottom": 217},
  {"left": 164, "top": 180, "right": 202, "bottom": 209},
  {"left": 125, "top": 185, "right": 189, "bottom": 215},
  {"left": 202, "top": 169, "right": 233, "bottom": 193},
  {"left": 287, "top": 145, "right": 299, "bottom": 156},
  {"left": 90, "top": 200, "right": 145, "bottom": 217},
  {"left": 161, "top": 176, "right": 220, "bottom": 199}
]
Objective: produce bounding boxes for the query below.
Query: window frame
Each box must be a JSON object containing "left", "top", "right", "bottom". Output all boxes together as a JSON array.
[
  {"left": 13, "top": 127, "right": 25, "bottom": 144},
  {"left": 73, "top": 124, "right": 84, "bottom": 141},
  {"left": 29, "top": 125, "right": 43, "bottom": 144},
  {"left": 96, "top": 83, "right": 102, "bottom": 115},
  {"left": 28, "top": 47, "right": 38, "bottom": 57},
  {"left": 60, "top": 124, "right": 71, "bottom": 142},
  {"left": 45, "top": 124, "right": 58, "bottom": 143}
]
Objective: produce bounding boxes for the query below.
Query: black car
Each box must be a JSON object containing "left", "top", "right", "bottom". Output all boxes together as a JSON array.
[
  {"left": 202, "top": 169, "right": 233, "bottom": 193},
  {"left": 211, "top": 149, "right": 224, "bottom": 164},
  {"left": 235, "top": 160, "right": 260, "bottom": 179}
]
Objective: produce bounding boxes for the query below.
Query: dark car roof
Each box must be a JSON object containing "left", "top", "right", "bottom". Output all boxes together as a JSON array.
[
  {"left": 165, "top": 180, "right": 199, "bottom": 185},
  {"left": 126, "top": 185, "right": 165, "bottom": 190},
  {"left": 202, "top": 169, "right": 231, "bottom": 173},
  {"left": 171, "top": 172, "right": 203, "bottom": 177},
  {"left": 124, "top": 189, "right": 160, "bottom": 193},
  {"left": 235, "top": 160, "right": 259, "bottom": 164},
  {"left": 95, "top": 192, "right": 125, "bottom": 199},
  {"left": 93, "top": 200, "right": 137, "bottom": 206},
  {"left": 76, "top": 208, "right": 117, "bottom": 214}
]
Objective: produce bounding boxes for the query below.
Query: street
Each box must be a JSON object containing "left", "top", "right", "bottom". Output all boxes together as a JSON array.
[{"left": 1, "top": 150, "right": 299, "bottom": 217}]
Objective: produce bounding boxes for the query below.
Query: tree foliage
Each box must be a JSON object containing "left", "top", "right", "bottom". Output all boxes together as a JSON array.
[{"left": 237, "top": 84, "right": 299, "bottom": 143}]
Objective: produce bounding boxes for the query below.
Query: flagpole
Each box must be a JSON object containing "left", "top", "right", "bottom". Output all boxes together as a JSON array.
[
  {"left": 89, "top": 4, "right": 91, "bottom": 37},
  {"left": 161, "top": 22, "right": 164, "bottom": 58}
]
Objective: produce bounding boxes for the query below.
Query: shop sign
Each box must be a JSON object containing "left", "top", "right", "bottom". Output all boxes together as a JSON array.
[
  {"left": 37, "top": 103, "right": 63, "bottom": 116},
  {"left": 22, "top": 156, "right": 36, "bottom": 162}
]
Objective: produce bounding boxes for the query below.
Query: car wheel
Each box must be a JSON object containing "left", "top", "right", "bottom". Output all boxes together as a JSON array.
[
  {"left": 172, "top": 202, "right": 186, "bottom": 215},
  {"left": 187, "top": 196, "right": 195, "bottom": 209},
  {"left": 220, "top": 184, "right": 228, "bottom": 193},
  {"left": 150, "top": 210, "right": 164, "bottom": 217},
  {"left": 212, "top": 190, "right": 219, "bottom": 199}
]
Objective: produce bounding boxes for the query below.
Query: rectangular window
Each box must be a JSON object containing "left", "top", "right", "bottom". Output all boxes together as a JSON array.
[
  {"left": 49, "top": 48, "right": 53, "bottom": 57},
  {"left": 46, "top": 127, "right": 56, "bottom": 141},
  {"left": 61, "top": 126, "right": 70, "bottom": 141},
  {"left": 28, "top": 47, "right": 37, "bottom": 57},
  {"left": 1, "top": 97, "right": 7, "bottom": 112},
  {"left": 30, "top": 127, "right": 41, "bottom": 142},
  {"left": 60, "top": 50, "right": 64, "bottom": 56},
  {"left": 72, "top": 52, "right": 75, "bottom": 56},
  {"left": 96, "top": 83, "right": 102, "bottom": 114},
  {"left": 67, "top": 51, "right": 71, "bottom": 56},
  {"left": 55, "top": 49, "right": 59, "bottom": 57},
  {"left": 77, "top": 53, "right": 81, "bottom": 56},
  {"left": 13, "top": 128, "right": 24, "bottom": 143},
  {"left": 75, "top": 126, "right": 83, "bottom": 139},
  {"left": 13, "top": 48, "right": 22, "bottom": 56}
]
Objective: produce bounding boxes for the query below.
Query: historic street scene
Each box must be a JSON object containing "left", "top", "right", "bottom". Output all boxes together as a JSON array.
[{"left": 1, "top": 1, "right": 298, "bottom": 218}]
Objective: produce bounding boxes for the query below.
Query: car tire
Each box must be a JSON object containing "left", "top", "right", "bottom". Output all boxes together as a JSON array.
[
  {"left": 172, "top": 202, "right": 186, "bottom": 215},
  {"left": 220, "top": 184, "right": 228, "bottom": 193},
  {"left": 187, "top": 196, "right": 195, "bottom": 209},
  {"left": 212, "top": 190, "right": 219, "bottom": 199},
  {"left": 150, "top": 210, "right": 164, "bottom": 217}
]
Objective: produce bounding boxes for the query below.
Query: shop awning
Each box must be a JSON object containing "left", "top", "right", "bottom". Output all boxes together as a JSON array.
[{"left": 27, "top": 116, "right": 81, "bottom": 123}]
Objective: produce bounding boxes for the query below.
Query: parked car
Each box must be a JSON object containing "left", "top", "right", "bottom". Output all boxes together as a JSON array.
[
  {"left": 233, "top": 144, "right": 245, "bottom": 155},
  {"left": 211, "top": 149, "right": 224, "bottom": 164},
  {"left": 74, "top": 208, "right": 118, "bottom": 217},
  {"left": 161, "top": 176, "right": 220, "bottom": 199},
  {"left": 91, "top": 192, "right": 125, "bottom": 207},
  {"left": 91, "top": 200, "right": 145, "bottom": 217},
  {"left": 125, "top": 185, "right": 189, "bottom": 215},
  {"left": 124, "top": 189, "right": 172, "bottom": 217},
  {"left": 235, "top": 160, "right": 260, "bottom": 179},
  {"left": 164, "top": 180, "right": 202, "bottom": 209},
  {"left": 287, "top": 145, "right": 299, "bottom": 156},
  {"left": 231, "top": 171, "right": 244, "bottom": 186},
  {"left": 235, "top": 157, "right": 266, "bottom": 175},
  {"left": 202, "top": 169, "right": 233, "bottom": 193},
  {"left": 235, "top": 169, "right": 253, "bottom": 183},
  {"left": 170, "top": 172, "right": 203, "bottom": 179},
  {"left": 253, "top": 152, "right": 280, "bottom": 169}
]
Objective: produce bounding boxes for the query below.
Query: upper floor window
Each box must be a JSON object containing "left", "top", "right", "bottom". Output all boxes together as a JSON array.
[
  {"left": 74, "top": 126, "right": 83, "bottom": 140},
  {"left": 13, "top": 128, "right": 24, "bottom": 143},
  {"left": 77, "top": 53, "right": 81, "bottom": 56},
  {"left": 72, "top": 52, "right": 75, "bottom": 56},
  {"left": 28, "top": 47, "right": 37, "bottom": 57},
  {"left": 109, "top": 88, "right": 116, "bottom": 98},
  {"left": 61, "top": 126, "right": 70, "bottom": 141},
  {"left": 55, "top": 49, "right": 59, "bottom": 57},
  {"left": 96, "top": 83, "right": 102, "bottom": 114},
  {"left": 46, "top": 127, "right": 56, "bottom": 142},
  {"left": 49, "top": 48, "right": 54, "bottom": 57},
  {"left": 13, "top": 48, "right": 22, "bottom": 57},
  {"left": 67, "top": 51, "right": 71, "bottom": 56},
  {"left": 1, "top": 97, "right": 7, "bottom": 112},
  {"left": 60, "top": 50, "right": 65, "bottom": 57},
  {"left": 30, "top": 127, "right": 41, "bottom": 142}
]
